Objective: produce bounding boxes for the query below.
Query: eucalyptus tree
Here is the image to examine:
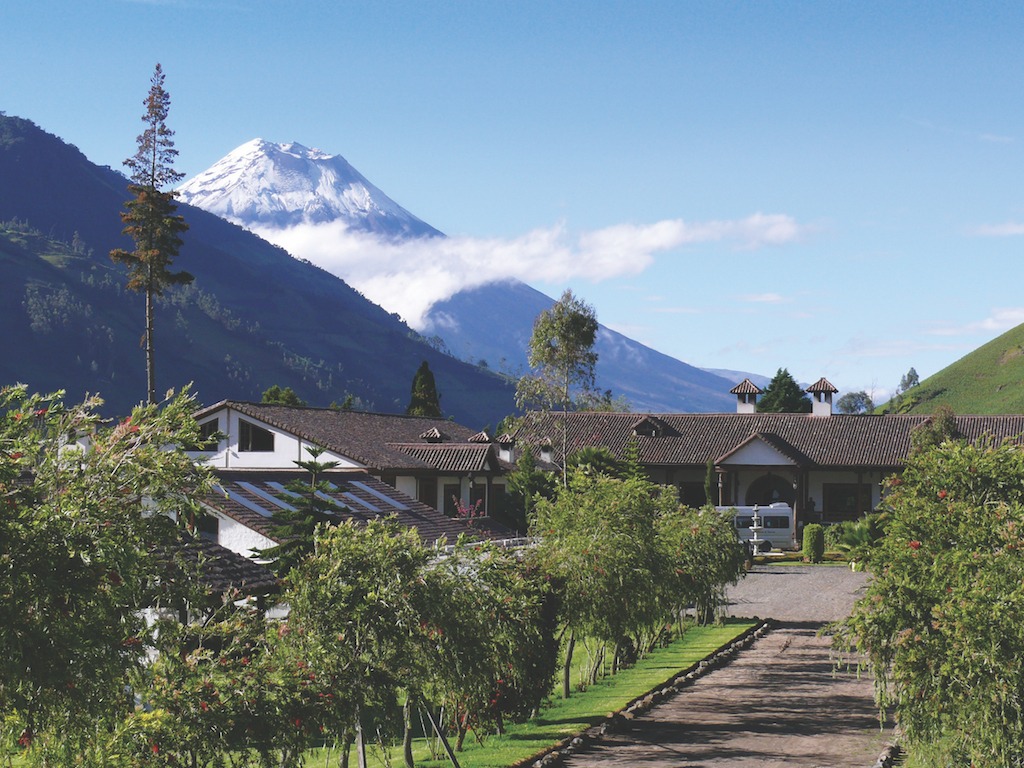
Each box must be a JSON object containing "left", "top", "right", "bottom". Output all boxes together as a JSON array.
[{"left": 516, "top": 289, "right": 599, "bottom": 485}]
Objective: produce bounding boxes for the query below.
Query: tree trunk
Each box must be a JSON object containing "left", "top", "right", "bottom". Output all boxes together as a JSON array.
[
  {"left": 145, "top": 282, "right": 156, "bottom": 405},
  {"left": 562, "top": 629, "right": 576, "bottom": 698},
  {"left": 355, "top": 708, "right": 367, "bottom": 768},
  {"left": 403, "top": 696, "right": 415, "bottom": 768},
  {"left": 589, "top": 643, "right": 605, "bottom": 685}
]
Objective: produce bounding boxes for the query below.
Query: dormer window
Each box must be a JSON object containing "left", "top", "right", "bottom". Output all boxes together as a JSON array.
[
  {"left": 239, "top": 419, "right": 274, "bottom": 452},
  {"left": 631, "top": 416, "right": 664, "bottom": 438}
]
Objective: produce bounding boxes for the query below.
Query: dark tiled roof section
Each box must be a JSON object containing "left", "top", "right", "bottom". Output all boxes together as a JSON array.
[
  {"left": 388, "top": 443, "right": 498, "bottom": 473},
  {"left": 730, "top": 378, "right": 763, "bottom": 395},
  {"left": 515, "top": 412, "right": 1024, "bottom": 470},
  {"left": 193, "top": 401, "right": 479, "bottom": 471},
  {"left": 806, "top": 377, "right": 839, "bottom": 394},
  {"left": 159, "top": 534, "right": 279, "bottom": 596},
  {"left": 204, "top": 469, "right": 506, "bottom": 545}
]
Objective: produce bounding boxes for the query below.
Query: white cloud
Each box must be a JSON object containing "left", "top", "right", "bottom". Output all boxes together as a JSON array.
[
  {"left": 971, "top": 221, "right": 1024, "bottom": 237},
  {"left": 927, "top": 307, "right": 1024, "bottom": 336},
  {"left": 253, "top": 212, "right": 807, "bottom": 329},
  {"left": 737, "top": 292, "right": 786, "bottom": 304}
]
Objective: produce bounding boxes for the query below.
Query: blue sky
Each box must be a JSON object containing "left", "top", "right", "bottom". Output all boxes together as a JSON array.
[{"left": 6, "top": 1, "right": 1024, "bottom": 402}]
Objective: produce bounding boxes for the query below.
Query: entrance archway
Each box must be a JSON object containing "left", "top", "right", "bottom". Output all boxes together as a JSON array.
[{"left": 745, "top": 473, "right": 795, "bottom": 506}]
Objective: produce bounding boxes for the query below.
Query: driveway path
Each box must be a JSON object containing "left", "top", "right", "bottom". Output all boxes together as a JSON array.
[{"left": 561, "top": 565, "right": 894, "bottom": 768}]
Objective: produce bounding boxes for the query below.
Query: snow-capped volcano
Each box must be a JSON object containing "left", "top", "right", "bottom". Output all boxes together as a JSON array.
[{"left": 177, "top": 139, "right": 442, "bottom": 238}]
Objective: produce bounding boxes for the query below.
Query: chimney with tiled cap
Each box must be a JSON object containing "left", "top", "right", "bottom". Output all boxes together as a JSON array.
[
  {"left": 730, "top": 378, "right": 763, "bottom": 414},
  {"left": 805, "top": 377, "right": 838, "bottom": 417}
]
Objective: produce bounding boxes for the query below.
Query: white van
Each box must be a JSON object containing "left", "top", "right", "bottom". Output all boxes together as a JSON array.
[{"left": 721, "top": 503, "right": 795, "bottom": 551}]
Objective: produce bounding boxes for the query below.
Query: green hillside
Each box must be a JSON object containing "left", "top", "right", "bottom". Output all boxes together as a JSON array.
[{"left": 898, "top": 325, "right": 1024, "bottom": 415}]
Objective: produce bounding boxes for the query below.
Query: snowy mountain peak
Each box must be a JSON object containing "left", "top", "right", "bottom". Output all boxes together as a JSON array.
[{"left": 178, "top": 139, "right": 442, "bottom": 237}]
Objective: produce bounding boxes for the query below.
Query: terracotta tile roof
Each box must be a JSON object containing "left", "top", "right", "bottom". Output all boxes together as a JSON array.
[
  {"left": 194, "top": 401, "right": 479, "bottom": 471},
  {"left": 204, "top": 469, "right": 510, "bottom": 545},
  {"left": 730, "top": 378, "right": 763, "bottom": 395},
  {"left": 387, "top": 443, "right": 499, "bottom": 473},
  {"left": 516, "top": 411, "right": 1024, "bottom": 470},
  {"left": 805, "top": 377, "right": 839, "bottom": 394},
  {"left": 159, "top": 534, "right": 280, "bottom": 597}
]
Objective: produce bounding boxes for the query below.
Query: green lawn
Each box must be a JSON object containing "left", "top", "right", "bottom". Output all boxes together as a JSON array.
[{"left": 305, "top": 619, "right": 756, "bottom": 768}]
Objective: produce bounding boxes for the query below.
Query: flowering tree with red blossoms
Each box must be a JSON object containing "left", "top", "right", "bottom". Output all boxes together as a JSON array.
[
  {"left": 0, "top": 385, "right": 212, "bottom": 763},
  {"left": 838, "top": 438, "right": 1024, "bottom": 767}
]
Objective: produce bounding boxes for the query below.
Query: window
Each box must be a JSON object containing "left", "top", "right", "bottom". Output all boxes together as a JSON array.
[
  {"left": 822, "top": 483, "right": 873, "bottom": 523},
  {"left": 470, "top": 484, "right": 487, "bottom": 515},
  {"left": 239, "top": 419, "right": 274, "bottom": 452},
  {"left": 443, "top": 483, "right": 460, "bottom": 516},
  {"left": 196, "top": 418, "right": 219, "bottom": 451},
  {"left": 417, "top": 477, "right": 438, "bottom": 508},
  {"left": 197, "top": 513, "right": 219, "bottom": 543},
  {"left": 379, "top": 474, "right": 397, "bottom": 488}
]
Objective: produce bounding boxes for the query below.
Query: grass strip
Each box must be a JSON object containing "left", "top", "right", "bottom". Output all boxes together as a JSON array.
[{"left": 311, "top": 618, "right": 755, "bottom": 768}]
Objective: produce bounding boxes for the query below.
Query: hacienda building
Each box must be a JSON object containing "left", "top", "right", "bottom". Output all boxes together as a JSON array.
[
  {"left": 189, "top": 400, "right": 510, "bottom": 520},
  {"left": 514, "top": 377, "right": 1024, "bottom": 536}
]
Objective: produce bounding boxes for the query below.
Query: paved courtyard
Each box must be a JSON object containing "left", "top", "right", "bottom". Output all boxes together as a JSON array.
[{"left": 561, "top": 565, "right": 895, "bottom": 768}]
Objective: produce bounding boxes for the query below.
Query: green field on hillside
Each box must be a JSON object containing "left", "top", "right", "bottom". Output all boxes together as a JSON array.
[{"left": 887, "top": 324, "right": 1024, "bottom": 414}]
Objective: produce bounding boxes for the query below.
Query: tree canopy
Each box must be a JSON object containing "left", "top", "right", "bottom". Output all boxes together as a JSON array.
[
  {"left": 516, "top": 289, "right": 599, "bottom": 485},
  {"left": 261, "top": 385, "right": 307, "bottom": 407},
  {"left": 838, "top": 437, "right": 1024, "bottom": 766},
  {"left": 756, "top": 368, "right": 812, "bottom": 413},
  {"left": 406, "top": 360, "right": 441, "bottom": 417},
  {"left": 835, "top": 390, "right": 874, "bottom": 415},
  {"left": 0, "top": 386, "right": 211, "bottom": 758},
  {"left": 516, "top": 289, "right": 598, "bottom": 414}
]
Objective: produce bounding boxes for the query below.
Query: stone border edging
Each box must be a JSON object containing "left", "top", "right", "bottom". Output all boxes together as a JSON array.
[
  {"left": 871, "top": 739, "right": 901, "bottom": 768},
  {"left": 510, "top": 619, "right": 773, "bottom": 768}
]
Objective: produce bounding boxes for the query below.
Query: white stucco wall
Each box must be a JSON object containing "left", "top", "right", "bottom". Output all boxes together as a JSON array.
[
  {"left": 211, "top": 511, "right": 277, "bottom": 559},
  {"left": 725, "top": 440, "right": 793, "bottom": 466},
  {"left": 188, "top": 407, "right": 362, "bottom": 469}
]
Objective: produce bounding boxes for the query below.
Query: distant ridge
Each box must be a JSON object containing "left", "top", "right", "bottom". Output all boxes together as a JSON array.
[
  {"left": 0, "top": 114, "right": 514, "bottom": 425},
  {"left": 182, "top": 141, "right": 743, "bottom": 413}
]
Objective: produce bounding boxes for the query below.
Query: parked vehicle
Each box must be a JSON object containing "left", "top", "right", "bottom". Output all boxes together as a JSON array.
[{"left": 720, "top": 503, "right": 795, "bottom": 551}]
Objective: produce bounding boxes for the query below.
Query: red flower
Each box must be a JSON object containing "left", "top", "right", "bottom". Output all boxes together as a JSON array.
[
  {"left": 17, "top": 728, "right": 33, "bottom": 748},
  {"left": 909, "top": 540, "right": 922, "bottom": 550},
  {"left": 938, "top": 490, "right": 948, "bottom": 499},
  {"left": 9, "top": 452, "right": 22, "bottom": 460},
  {"left": 34, "top": 409, "right": 47, "bottom": 418},
  {"left": 151, "top": 743, "right": 160, "bottom": 754},
  {"left": 200, "top": 701, "right": 209, "bottom": 712}
]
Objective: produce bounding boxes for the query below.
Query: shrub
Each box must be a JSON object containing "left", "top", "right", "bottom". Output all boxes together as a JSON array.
[{"left": 802, "top": 523, "right": 824, "bottom": 563}]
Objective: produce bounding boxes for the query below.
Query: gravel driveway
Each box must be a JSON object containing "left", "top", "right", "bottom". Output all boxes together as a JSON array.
[{"left": 561, "top": 564, "right": 894, "bottom": 768}]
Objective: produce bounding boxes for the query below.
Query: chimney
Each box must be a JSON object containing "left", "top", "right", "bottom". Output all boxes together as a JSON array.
[
  {"left": 805, "top": 377, "right": 838, "bottom": 417},
  {"left": 730, "top": 379, "right": 763, "bottom": 414}
]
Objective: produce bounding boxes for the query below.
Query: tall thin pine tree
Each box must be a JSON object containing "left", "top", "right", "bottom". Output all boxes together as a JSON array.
[{"left": 110, "top": 63, "right": 193, "bottom": 405}]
